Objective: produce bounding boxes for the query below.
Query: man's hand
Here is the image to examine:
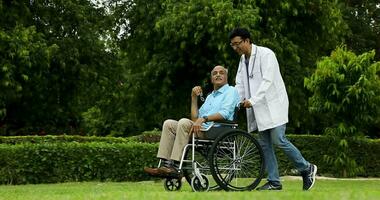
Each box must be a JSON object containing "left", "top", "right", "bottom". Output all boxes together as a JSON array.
[
  {"left": 241, "top": 99, "right": 252, "bottom": 108},
  {"left": 191, "top": 117, "right": 206, "bottom": 136},
  {"left": 191, "top": 86, "right": 203, "bottom": 98}
]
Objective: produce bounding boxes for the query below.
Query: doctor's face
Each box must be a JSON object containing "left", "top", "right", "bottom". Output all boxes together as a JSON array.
[{"left": 230, "top": 36, "right": 250, "bottom": 56}]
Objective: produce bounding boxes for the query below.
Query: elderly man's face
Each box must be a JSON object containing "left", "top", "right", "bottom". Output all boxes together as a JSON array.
[{"left": 211, "top": 66, "right": 228, "bottom": 88}]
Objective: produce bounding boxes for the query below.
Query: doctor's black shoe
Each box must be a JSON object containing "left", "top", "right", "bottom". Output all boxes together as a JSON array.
[
  {"left": 301, "top": 164, "right": 317, "bottom": 191},
  {"left": 256, "top": 181, "right": 282, "bottom": 191}
]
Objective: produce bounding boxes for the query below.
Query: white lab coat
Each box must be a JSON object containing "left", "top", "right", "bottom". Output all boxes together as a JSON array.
[{"left": 235, "top": 44, "right": 289, "bottom": 132}]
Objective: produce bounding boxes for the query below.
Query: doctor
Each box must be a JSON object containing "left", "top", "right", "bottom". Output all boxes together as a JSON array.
[{"left": 228, "top": 27, "right": 317, "bottom": 191}]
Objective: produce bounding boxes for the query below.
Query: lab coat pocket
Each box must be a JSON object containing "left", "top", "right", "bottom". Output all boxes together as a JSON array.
[
  {"left": 268, "top": 99, "right": 283, "bottom": 122},
  {"left": 265, "top": 84, "right": 278, "bottom": 101},
  {"left": 253, "top": 101, "right": 272, "bottom": 128},
  {"left": 251, "top": 70, "right": 261, "bottom": 79}
]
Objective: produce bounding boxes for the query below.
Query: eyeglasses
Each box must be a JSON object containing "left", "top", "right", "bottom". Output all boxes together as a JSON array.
[{"left": 230, "top": 40, "right": 244, "bottom": 47}]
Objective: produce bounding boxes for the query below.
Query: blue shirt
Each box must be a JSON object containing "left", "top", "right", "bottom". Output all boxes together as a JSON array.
[{"left": 198, "top": 84, "right": 240, "bottom": 129}]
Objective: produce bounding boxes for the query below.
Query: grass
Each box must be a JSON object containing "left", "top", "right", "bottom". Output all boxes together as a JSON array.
[{"left": 0, "top": 177, "right": 379, "bottom": 200}]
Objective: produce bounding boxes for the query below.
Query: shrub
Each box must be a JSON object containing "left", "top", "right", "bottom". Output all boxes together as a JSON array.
[
  {"left": 0, "top": 142, "right": 158, "bottom": 184},
  {"left": 128, "top": 129, "right": 161, "bottom": 143},
  {"left": 304, "top": 47, "right": 380, "bottom": 177},
  {"left": 0, "top": 134, "right": 379, "bottom": 185},
  {"left": 305, "top": 47, "right": 380, "bottom": 137},
  {"left": 0, "top": 135, "right": 131, "bottom": 144},
  {"left": 276, "top": 135, "right": 380, "bottom": 178}
]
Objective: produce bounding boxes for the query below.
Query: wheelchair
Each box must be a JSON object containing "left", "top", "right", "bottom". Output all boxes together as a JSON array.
[{"left": 159, "top": 110, "right": 265, "bottom": 192}]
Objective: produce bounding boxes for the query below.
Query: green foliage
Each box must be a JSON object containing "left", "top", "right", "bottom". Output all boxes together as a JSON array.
[
  {"left": 127, "top": 131, "right": 380, "bottom": 178},
  {"left": 81, "top": 106, "right": 106, "bottom": 136},
  {"left": 0, "top": 135, "right": 131, "bottom": 145},
  {"left": 1, "top": 0, "right": 378, "bottom": 138},
  {"left": 305, "top": 47, "right": 380, "bottom": 136},
  {"left": 340, "top": 0, "right": 380, "bottom": 59},
  {"left": 109, "top": 0, "right": 347, "bottom": 134},
  {"left": 0, "top": 141, "right": 158, "bottom": 184},
  {"left": 304, "top": 47, "right": 380, "bottom": 177},
  {"left": 0, "top": 25, "right": 57, "bottom": 118},
  {"left": 339, "top": 0, "right": 380, "bottom": 136},
  {"left": 323, "top": 138, "right": 364, "bottom": 177},
  {"left": 276, "top": 135, "right": 380, "bottom": 178},
  {"left": 128, "top": 128, "right": 161, "bottom": 143},
  {"left": 0, "top": 0, "right": 122, "bottom": 135},
  {"left": 0, "top": 134, "right": 379, "bottom": 185}
]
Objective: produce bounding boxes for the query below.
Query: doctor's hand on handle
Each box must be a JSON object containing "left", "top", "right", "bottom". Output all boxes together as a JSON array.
[{"left": 241, "top": 99, "right": 252, "bottom": 108}]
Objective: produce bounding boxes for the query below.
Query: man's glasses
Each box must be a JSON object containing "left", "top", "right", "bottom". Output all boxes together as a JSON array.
[{"left": 230, "top": 40, "right": 244, "bottom": 47}]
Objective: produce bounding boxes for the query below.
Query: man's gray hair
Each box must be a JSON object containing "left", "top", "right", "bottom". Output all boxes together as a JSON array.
[{"left": 212, "top": 65, "right": 228, "bottom": 74}]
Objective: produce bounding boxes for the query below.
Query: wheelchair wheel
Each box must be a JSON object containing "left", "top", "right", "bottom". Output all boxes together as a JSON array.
[
  {"left": 183, "top": 144, "right": 220, "bottom": 190},
  {"left": 164, "top": 178, "right": 182, "bottom": 191},
  {"left": 191, "top": 174, "right": 209, "bottom": 192},
  {"left": 209, "top": 129, "right": 265, "bottom": 191}
]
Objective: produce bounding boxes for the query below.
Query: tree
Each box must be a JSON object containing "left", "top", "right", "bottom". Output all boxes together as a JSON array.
[
  {"left": 340, "top": 0, "right": 380, "bottom": 59},
  {"left": 338, "top": 1, "right": 380, "bottom": 136},
  {"left": 305, "top": 47, "right": 380, "bottom": 137},
  {"left": 0, "top": 0, "right": 119, "bottom": 135},
  {"left": 304, "top": 47, "right": 380, "bottom": 176},
  {"left": 0, "top": 25, "right": 57, "bottom": 133},
  {"left": 111, "top": 0, "right": 347, "bottom": 133}
]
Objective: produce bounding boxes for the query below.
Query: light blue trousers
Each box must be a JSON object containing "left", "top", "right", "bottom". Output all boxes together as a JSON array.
[{"left": 258, "top": 124, "right": 310, "bottom": 184}]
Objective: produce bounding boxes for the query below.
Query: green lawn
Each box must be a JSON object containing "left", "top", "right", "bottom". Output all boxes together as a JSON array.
[{"left": 0, "top": 177, "right": 379, "bottom": 200}]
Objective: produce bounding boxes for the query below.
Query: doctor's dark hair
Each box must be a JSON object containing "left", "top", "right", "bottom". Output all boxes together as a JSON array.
[{"left": 228, "top": 28, "right": 251, "bottom": 43}]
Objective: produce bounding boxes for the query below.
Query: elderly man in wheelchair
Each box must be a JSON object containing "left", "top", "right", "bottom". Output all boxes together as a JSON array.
[{"left": 144, "top": 65, "right": 265, "bottom": 191}]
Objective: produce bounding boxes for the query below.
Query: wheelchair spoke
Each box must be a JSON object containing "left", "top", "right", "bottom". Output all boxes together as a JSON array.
[
  {"left": 210, "top": 130, "right": 265, "bottom": 191},
  {"left": 183, "top": 143, "right": 218, "bottom": 189}
]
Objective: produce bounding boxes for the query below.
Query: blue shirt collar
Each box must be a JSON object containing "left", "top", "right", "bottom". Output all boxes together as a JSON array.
[{"left": 211, "top": 84, "right": 229, "bottom": 96}]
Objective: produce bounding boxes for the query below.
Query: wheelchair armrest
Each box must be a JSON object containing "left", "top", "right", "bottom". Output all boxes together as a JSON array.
[
  {"left": 216, "top": 122, "right": 239, "bottom": 127},
  {"left": 200, "top": 122, "right": 214, "bottom": 132},
  {"left": 215, "top": 120, "right": 238, "bottom": 125},
  {"left": 214, "top": 121, "right": 238, "bottom": 127},
  {"left": 199, "top": 120, "right": 238, "bottom": 132}
]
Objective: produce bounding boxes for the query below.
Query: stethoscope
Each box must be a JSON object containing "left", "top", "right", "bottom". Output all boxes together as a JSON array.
[
  {"left": 239, "top": 45, "right": 258, "bottom": 78},
  {"left": 245, "top": 46, "right": 258, "bottom": 127}
]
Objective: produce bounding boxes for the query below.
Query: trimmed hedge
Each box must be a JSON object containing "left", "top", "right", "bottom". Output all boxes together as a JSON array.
[
  {"left": 276, "top": 135, "right": 380, "bottom": 178},
  {"left": 0, "top": 133, "right": 379, "bottom": 185},
  {"left": 0, "top": 135, "right": 132, "bottom": 144},
  {"left": 0, "top": 142, "right": 158, "bottom": 184},
  {"left": 133, "top": 132, "right": 380, "bottom": 178}
]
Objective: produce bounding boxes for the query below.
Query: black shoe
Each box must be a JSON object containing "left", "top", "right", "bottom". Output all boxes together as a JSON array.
[
  {"left": 301, "top": 164, "right": 317, "bottom": 190},
  {"left": 256, "top": 181, "right": 282, "bottom": 191}
]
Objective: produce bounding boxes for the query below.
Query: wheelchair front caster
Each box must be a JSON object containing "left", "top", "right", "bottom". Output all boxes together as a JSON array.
[
  {"left": 164, "top": 178, "right": 182, "bottom": 191},
  {"left": 191, "top": 174, "right": 209, "bottom": 192}
]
